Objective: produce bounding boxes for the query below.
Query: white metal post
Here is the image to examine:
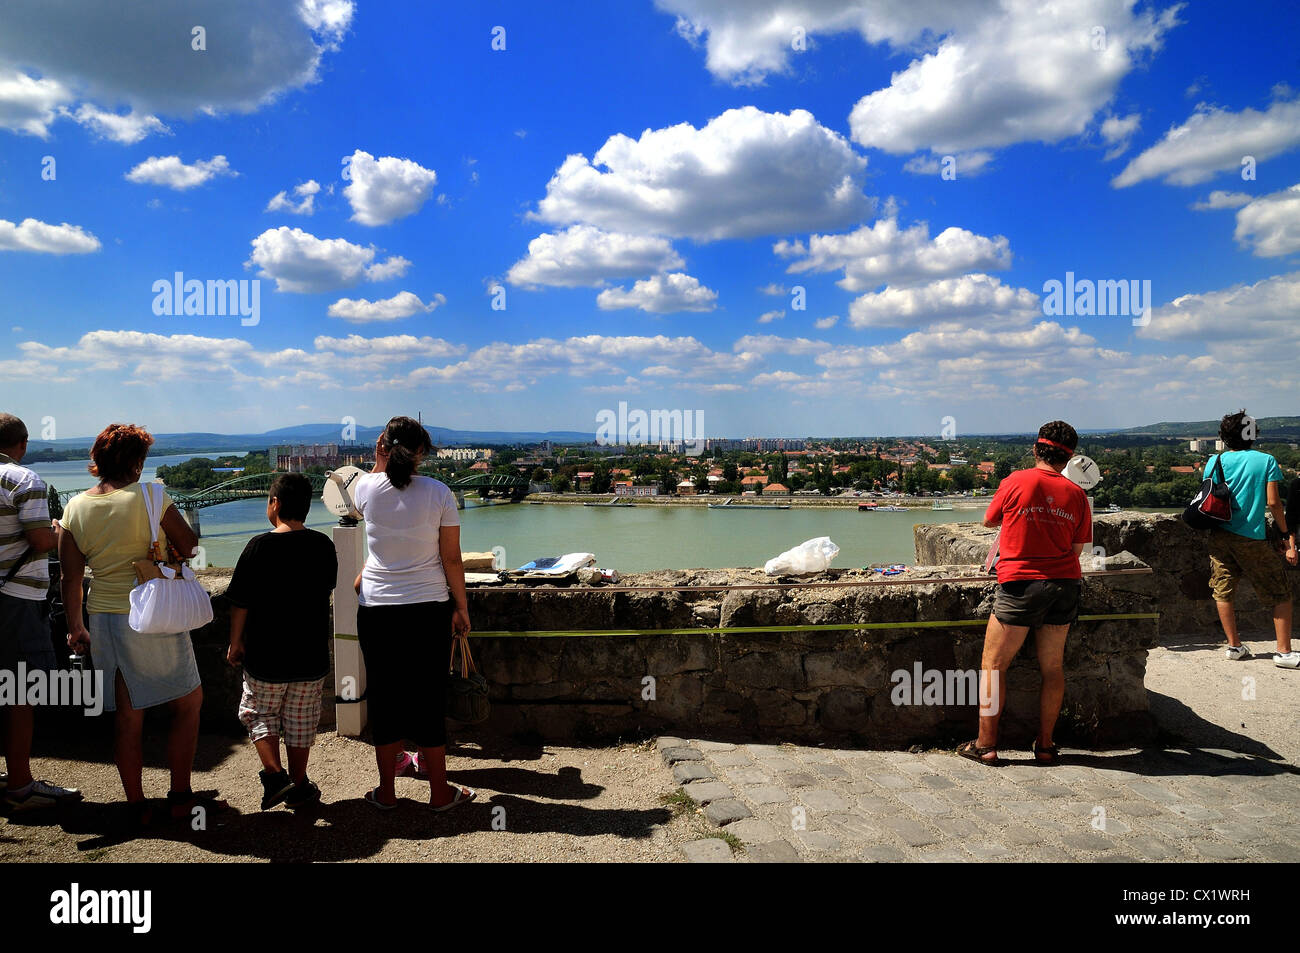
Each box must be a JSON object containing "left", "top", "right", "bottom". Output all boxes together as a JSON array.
[{"left": 333, "top": 523, "right": 367, "bottom": 736}]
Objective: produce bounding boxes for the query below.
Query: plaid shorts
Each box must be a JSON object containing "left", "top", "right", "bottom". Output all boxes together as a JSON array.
[
  {"left": 238, "top": 674, "right": 324, "bottom": 748},
  {"left": 1208, "top": 529, "right": 1293, "bottom": 606}
]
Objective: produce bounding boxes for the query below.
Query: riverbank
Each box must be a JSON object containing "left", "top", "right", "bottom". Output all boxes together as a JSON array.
[{"left": 525, "top": 493, "right": 986, "bottom": 509}]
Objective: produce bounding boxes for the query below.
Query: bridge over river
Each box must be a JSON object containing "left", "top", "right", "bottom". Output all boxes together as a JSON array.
[{"left": 55, "top": 470, "right": 534, "bottom": 535}]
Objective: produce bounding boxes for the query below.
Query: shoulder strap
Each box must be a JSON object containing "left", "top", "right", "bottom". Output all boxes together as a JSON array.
[
  {"left": 1212, "top": 454, "right": 1226, "bottom": 483},
  {"left": 2, "top": 546, "right": 32, "bottom": 588},
  {"left": 140, "top": 482, "right": 163, "bottom": 547}
]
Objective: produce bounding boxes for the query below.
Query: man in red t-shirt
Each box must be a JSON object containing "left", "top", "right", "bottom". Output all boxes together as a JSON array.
[{"left": 958, "top": 420, "right": 1092, "bottom": 768}]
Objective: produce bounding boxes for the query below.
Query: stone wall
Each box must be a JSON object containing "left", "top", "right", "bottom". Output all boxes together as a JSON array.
[
  {"left": 915, "top": 512, "right": 1300, "bottom": 639},
  {"left": 191, "top": 564, "right": 1156, "bottom": 747},
  {"left": 463, "top": 568, "right": 1156, "bottom": 747}
]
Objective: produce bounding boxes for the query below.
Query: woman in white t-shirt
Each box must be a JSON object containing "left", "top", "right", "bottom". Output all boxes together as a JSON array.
[{"left": 352, "top": 416, "right": 475, "bottom": 811}]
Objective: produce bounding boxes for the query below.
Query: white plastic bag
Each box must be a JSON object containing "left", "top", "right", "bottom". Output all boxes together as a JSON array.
[
  {"left": 127, "top": 483, "right": 213, "bottom": 634},
  {"left": 764, "top": 536, "right": 840, "bottom": 576}
]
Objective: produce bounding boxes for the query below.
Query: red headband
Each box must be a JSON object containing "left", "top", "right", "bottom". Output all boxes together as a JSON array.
[{"left": 1036, "top": 438, "right": 1073, "bottom": 452}]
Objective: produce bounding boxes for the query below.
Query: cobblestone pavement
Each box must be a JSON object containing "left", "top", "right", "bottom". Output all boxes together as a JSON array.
[
  {"left": 668, "top": 637, "right": 1300, "bottom": 863},
  {"left": 667, "top": 739, "right": 1300, "bottom": 863}
]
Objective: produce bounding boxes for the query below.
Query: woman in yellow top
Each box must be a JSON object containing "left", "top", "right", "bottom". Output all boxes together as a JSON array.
[{"left": 59, "top": 423, "right": 227, "bottom": 826}]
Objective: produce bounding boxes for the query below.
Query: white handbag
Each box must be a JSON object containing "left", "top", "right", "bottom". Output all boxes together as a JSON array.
[{"left": 127, "top": 483, "right": 214, "bottom": 635}]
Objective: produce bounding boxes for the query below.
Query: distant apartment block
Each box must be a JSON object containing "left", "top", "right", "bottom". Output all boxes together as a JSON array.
[
  {"left": 436, "top": 447, "right": 494, "bottom": 462},
  {"left": 1189, "top": 439, "right": 1225, "bottom": 452}
]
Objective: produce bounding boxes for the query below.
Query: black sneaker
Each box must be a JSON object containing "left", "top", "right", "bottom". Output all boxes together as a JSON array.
[
  {"left": 259, "top": 769, "right": 295, "bottom": 810},
  {"left": 283, "top": 778, "right": 321, "bottom": 809}
]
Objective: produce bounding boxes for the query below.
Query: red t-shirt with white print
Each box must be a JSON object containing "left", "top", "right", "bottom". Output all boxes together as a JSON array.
[{"left": 984, "top": 467, "right": 1091, "bottom": 582}]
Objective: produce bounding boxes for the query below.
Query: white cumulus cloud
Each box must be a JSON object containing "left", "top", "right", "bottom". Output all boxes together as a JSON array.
[
  {"left": 266, "top": 179, "right": 321, "bottom": 215},
  {"left": 67, "top": 104, "right": 168, "bottom": 144},
  {"left": 529, "top": 106, "right": 871, "bottom": 240},
  {"left": 1100, "top": 112, "right": 1141, "bottom": 159},
  {"left": 0, "top": 69, "right": 70, "bottom": 137},
  {"left": 343, "top": 150, "right": 438, "bottom": 226},
  {"left": 596, "top": 273, "right": 719, "bottom": 313},
  {"left": 1191, "top": 190, "right": 1252, "bottom": 211},
  {"left": 1234, "top": 184, "right": 1300, "bottom": 258},
  {"left": 847, "top": 1, "right": 1179, "bottom": 155},
  {"left": 0, "top": 218, "right": 101, "bottom": 254},
  {"left": 507, "top": 225, "right": 684, "bottom": 288},
  {"left": 660, "top": 1, "right": 1180, "bottom": 157},
  {"left": 0, "top": 0, "right": 353, "bottom": 138},
  {"left": 327, "top": 291, "right": 446, "bottom": 323},
  {"left": 848, "top": 274, "right": 1040, "bottom": 329},
  {"left": 247, "top": 226, "right": 410, "bottom": 293},
  {"left": 1114, "top": 96, "right": 1300, "bottom": 187},
  {"left": 125, "top": 154, "right": 236, "bottom": 190},
  {"left": 775, "top": 214, "right": 1012, "bottom": 291}
]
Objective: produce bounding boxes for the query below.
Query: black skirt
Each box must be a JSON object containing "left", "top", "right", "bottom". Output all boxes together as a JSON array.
[{"left": 356, "top": 599, "right": 454, "bottom": 748}]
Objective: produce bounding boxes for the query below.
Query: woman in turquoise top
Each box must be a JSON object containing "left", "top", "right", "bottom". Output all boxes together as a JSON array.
[{"left": 1208, "top": 411, "right": 1297, "bottom": 668}]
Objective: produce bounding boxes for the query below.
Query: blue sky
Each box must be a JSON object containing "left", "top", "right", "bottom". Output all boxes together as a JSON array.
[{"left": 2, "top": 0, "right": 1299, "bottom": 441}]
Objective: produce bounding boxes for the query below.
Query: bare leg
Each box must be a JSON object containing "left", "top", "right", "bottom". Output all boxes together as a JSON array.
[
  {"left": 286, "top": 746, "right": 310, "bottom": 784},
  {"left": 252, "top": 736, "right": 283, "bottom": 773},
  {"left": 3, "top": 705, "right": 35, "bottom": 789},
  {"left": 373, "top": 741, "right": 402, "bottom": 805},
  {"left": 1216, "top": 600, "right": 1240, "bottom": 647},
  {"left": 418, "top": 744, "right": 463, "bottom": 806},
  {"left": 165, "top": 686, "right": 202, "bottom": 794},
  {"left": 1272, "top": 600, "right": 1293, "bottom": 654},
  {"left": 976, "top": 615, "right": 1030, "bottom": 757},
  {"left": 1034, "top": 624, "right": 1070, "bottom": 755},
  {"left": 113, "top": 671, "right": 146, "bottom": 802}
]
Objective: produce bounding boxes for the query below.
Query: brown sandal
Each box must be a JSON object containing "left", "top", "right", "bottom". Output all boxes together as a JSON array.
[
  {"left": 167, "top": 789, "right": 232, "bottom": 821},
  {"left": 957, "top": 740, "right": 1001, "bottom": 766},
  {"left": 1032, "top": 740, "right": 1061, "bottom": 766}
]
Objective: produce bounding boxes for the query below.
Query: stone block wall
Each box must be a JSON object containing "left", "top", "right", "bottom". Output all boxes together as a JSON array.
[
  {"left": 462, "top": 568, "right": 1156, "bottom": 747},
  {"left": 191, "top": 564, "right": 1157, "bottom": 747}
]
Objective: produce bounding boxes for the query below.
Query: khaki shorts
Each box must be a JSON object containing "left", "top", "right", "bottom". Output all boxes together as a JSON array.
[{"left": 1208, "top": 530, "right": 1292, "bottom": 606}]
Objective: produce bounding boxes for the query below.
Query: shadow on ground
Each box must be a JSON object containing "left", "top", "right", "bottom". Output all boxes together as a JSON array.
[{"left": 3, "top": 792, "right": 674, "bottom": 862}]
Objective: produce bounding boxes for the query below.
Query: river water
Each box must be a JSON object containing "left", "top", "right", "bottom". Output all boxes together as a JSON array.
[{"left": 31, "top": 454, "right": 1155, "bottom": 573}]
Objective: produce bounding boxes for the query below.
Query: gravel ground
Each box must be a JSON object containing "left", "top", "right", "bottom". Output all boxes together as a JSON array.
[{"left": 0, "top": 724, "right": 698, "bottom": 862}]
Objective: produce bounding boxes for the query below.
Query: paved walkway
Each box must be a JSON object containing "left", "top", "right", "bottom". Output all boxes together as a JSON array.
[{"left": 667, "top": 635, "right": 1300, "bottom": 863}]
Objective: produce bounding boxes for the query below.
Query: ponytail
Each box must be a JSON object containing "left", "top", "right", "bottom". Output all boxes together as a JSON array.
[
  {"left": 386, "top": 443, "right": 418, "bottom": 489},
  {"left": 380, "top": 416, "right": 433, "bottom": 489}
]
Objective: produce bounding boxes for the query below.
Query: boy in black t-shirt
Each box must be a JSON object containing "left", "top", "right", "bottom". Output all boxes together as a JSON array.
[{"left": 226, "top": 473, "right": 337, "bottom": 809}]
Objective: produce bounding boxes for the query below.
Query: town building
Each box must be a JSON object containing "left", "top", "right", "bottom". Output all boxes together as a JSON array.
[
  {"left": 271, "top": 444, "right": 374, "bottom": 472},
  {"left": 615, "top": 484, "right": 659, "bottom": 497}
]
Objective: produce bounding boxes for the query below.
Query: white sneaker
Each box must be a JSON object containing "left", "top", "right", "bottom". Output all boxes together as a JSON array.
[
  {"left": 1274, "top": 651, "right": 1300, "bottom": 669},
  {"left": 4, "top": 779, "right": 82, "bottom": 811},
  {"left": 1225, "top": 645, "right": 1252, "bottom": 661}
]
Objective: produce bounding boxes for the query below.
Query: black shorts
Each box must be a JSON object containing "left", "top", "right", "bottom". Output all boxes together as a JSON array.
[
  {"left": 992, "top": 578, "right": 1081, "bottom": 628},
  {"left": 357, "top": 600, "right": 453, "bottom": 748}
]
